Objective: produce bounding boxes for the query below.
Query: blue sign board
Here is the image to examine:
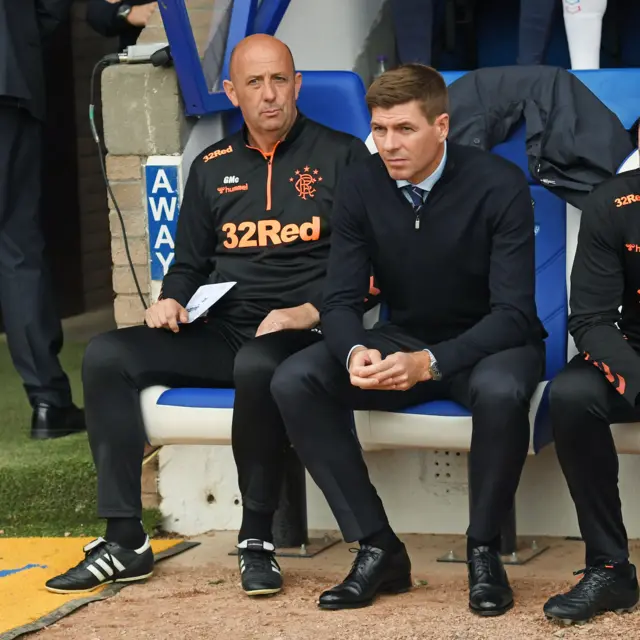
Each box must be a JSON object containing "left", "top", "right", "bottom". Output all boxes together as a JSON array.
[{"left": 145, "top": 159, "right": 182, "bottom": 281}]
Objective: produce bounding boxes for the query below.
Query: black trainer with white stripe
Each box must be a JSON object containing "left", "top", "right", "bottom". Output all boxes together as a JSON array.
[
  {"left": 238, "top": 539, "right": 282, "bottom": 596},
  {"left": 45, "top": 536, "right": 154, "bottom": 594}
]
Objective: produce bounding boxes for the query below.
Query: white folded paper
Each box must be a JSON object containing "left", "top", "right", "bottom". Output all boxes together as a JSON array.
[{"left": 185, "top": 282, "right": 236, "bottom": 323}]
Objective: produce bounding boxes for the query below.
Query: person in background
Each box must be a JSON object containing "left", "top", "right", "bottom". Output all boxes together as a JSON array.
[
  {"left": 390, "top": 0, "right": 439, "bottom": 66},
  {"left": 0, "top": 0, "right": 85, "bottom": 439},
  {"left": 517, "top": 0, "right": 557, "bottom": 65},
  {"left": 87, "top": 0, "right": 157, "bottom": 51}
]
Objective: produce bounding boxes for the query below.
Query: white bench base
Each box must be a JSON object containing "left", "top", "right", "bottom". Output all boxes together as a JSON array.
[{"left": 141, "top": 382, "right": 550, "bottom": 454}]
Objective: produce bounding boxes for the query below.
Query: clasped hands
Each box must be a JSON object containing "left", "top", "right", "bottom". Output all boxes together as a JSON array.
[{"left": 348, "top": 347, "right": 433, "bottom": 391}]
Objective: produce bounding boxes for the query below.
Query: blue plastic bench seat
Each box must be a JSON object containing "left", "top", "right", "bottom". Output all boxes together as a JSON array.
[{"left": 140, "top": 67, "right": 640, "bottom": 458}]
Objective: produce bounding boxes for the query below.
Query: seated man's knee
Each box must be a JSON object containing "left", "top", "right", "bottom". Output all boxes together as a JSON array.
[
  {"left": 270, "top": 342, "right": 334, "bottom": 410},
  {"left": 82, "top": 330, "right": 128, "bottom": 386},
  {"left": 270, "top": 351, "right": 308, "bottom": 405},
  {"left": 469, "top": 373, "right": 530, "bottom": 413},
  {"left": 233, "top": 340, "right": 283, "bottom": 393},
  {"left": 549, "top": 365, "right": 609, "bottom": 436}
]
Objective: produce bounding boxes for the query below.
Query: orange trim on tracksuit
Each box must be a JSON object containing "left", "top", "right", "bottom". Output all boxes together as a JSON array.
[
  {"left": 246, "top": 140, "right": 282, "bottom": 211},
  {"left": 583, "top": 352, "right": 627, "bottom": 395}
]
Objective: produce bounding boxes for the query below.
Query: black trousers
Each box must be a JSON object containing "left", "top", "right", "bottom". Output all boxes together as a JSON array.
[
  {"left": 549, "top": 355, "right": 639, "bottom": 565},
  {"left": 82, "top": 321, "right": 321, "bottom": 519},
  {"left": 271, "top": 324, "right": 545, "bottom": 543},
  {"left": 0, "top": 105, "right": 71, "bottom": 407}
]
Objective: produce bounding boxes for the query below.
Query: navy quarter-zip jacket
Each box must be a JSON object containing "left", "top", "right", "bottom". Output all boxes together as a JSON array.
[{"left": 321, "top": 142, "right": 546, "bottom": 377}]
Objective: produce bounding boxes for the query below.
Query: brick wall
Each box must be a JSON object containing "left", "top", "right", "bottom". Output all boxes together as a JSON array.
[
  {"left": 70, "top": 0, "right": 118, "bottom": 312},
  {"left": 106, "top": 154, "right": 151, "bottom": 326}
]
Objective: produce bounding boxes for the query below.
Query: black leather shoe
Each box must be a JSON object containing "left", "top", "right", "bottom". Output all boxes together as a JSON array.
[
  {"left": 468, "top": 546, "right": 514, "bottom": 616},
  {"left": 31, "top": 403, "right": 86, "bottom": 440},
  {"left": 318, "top": 544, "right": 412, "bottom": 610}
]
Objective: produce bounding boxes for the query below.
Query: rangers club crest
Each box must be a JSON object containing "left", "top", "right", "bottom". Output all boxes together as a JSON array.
[{"left": 290, "top": 166, "right": 322, "bottom": 200}]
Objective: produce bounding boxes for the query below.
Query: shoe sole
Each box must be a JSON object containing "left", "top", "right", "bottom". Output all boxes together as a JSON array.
[
  {"left": 45, "top": 571, "right": 154, "bottom": 595},
  {"left": 244, "top": 587, "right": 282, "bottom": 596},
  {"left": 318, "top": 574, "right": 412, "bottom": 610},
  {"left": 545, "top": 603, "right": 638, "bottom": 626},
  {"left": 469, "top": 599, "right": 514, "bottom": 617}
]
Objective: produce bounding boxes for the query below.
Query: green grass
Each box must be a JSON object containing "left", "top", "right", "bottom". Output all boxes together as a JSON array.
[{"left": 0, "top": 340, "right": 161, "bottom": 537}]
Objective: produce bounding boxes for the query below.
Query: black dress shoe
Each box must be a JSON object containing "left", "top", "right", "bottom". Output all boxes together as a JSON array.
[
  {"left": 31, "top": 403, "right": 86, "bottom": 440},
  {"left": 468, "top": 546, "right": 514, "bottom": 616},
  {"left": 318, "top": 544, "right": 412, "bottom": 610}
]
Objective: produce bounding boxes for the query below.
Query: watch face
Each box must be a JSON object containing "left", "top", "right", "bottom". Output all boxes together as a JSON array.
[{"left": 117, "top": 4, "right": 132, "bottom": 18}]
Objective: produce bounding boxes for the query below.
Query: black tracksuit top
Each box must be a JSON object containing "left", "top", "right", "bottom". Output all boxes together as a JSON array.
[
  {"left": 569, "top": 168, "right": 640, "bottom": 405},
  {"left": 160, "top": 113, "right": 370, "bottom": 335}
]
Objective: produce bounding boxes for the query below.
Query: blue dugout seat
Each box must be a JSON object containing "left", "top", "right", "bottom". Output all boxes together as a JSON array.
[{"left": 141, "top": 68, "right": 640, "bottom": 458}]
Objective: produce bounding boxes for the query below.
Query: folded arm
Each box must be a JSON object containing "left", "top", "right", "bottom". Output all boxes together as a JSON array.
[
  {"left": 568, "top": 194, "right": 640, "bottom": 406},
  {"left": 428, "top": 178, "right": 539, "bottom": 377}
]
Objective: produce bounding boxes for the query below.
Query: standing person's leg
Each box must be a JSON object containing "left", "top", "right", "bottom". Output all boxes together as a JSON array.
[
  {"left": 517, "top": 0, "right": 558, "bottom": 65},
  {"left": 0, "top": 105, "right": 81, "bottom": 438},
  {"left": 447, "top": 343, "right": 544, "bottom": 616},
  {"left": 563, "top": 0, "right": 608, "bottom": 69},
  {"left": 543, "top": 356, "right": 639, "bottom": 624},
  {"left": 46, "top": 320, "right": 239, "bottom": 594},
  {"left": 271, "top": 332, "right": 449, "bottom": 609},
  {"left": 231, "top": 329, "right": 322, "bottom": 595},
  {"left": 391, "top": 0, "right": 435, "bottom": 65}
]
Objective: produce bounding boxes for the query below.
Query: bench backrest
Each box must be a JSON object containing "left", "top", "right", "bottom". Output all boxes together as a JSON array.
[
  {"left": 440, "top": 72, "right": 568, "bottom": 380},
  {"left": 295, "top": 70, "right": 371, "bottom": 140},
  {"left": 225, "top": 70, "right": 371, "bottom": 141}
]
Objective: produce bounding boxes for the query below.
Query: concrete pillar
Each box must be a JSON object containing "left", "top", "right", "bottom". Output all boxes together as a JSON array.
[{"left": 101, "top": 63, "right": 186, "bottom": 327}]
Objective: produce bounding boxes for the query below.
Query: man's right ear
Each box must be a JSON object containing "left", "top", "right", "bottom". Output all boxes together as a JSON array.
[{"left": 223, "top": 79, "right": 239, "bottom": 107}]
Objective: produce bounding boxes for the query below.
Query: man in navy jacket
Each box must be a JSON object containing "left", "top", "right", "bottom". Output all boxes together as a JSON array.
[{"left": 271, "top": 64, "right": 545, "bottom": 615}]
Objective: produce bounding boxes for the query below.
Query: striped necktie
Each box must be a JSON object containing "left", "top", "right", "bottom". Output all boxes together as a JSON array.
[{"left": 403, "top": 185, "right": 427, "bottom": 210}]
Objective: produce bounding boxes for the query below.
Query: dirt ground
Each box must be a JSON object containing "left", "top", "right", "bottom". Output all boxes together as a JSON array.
[{"left": 33, "top": 533, "right": 640, "bottom": 640}]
